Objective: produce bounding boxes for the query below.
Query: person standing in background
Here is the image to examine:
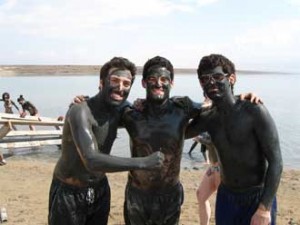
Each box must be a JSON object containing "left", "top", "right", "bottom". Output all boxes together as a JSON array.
[
  {"left": 1, "top": 92, "right": 21, "bottom": 130},
  {"left": 1, "top": 92, "right": 21, "bottom": 114},
  {"left": 195, "top": 132, "right": 220, "bottom": 225},
  {"left": 17, "top": 95, "right": 40, "bottom": 130}
]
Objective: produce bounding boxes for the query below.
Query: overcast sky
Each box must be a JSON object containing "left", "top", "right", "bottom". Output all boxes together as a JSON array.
[{"left": 1, "top": 0, "right": 300, "bottom": 72}]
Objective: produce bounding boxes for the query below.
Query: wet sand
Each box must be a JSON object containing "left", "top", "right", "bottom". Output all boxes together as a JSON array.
[{"left": 0, "top": 158, "right": 299, "bottom": 225}]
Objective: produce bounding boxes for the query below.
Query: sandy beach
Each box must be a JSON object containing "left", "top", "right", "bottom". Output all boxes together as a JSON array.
[
  {"left": 0, "top": 158, "right": 299, "bottom": 225},
  {"left": 0, "top": 66, "right": 299, "bottom": 224}
]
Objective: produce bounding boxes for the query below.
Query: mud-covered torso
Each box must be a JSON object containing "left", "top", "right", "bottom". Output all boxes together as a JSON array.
[
  {"left": 22, "top": 101, "right": 38, "bottom": 115},
  {"left": 203, "top": 100, "right": 268, "bottom": 190},
  {"left": 4, "top": 100, "right": 14, "bottom": 113},
  {"left": 123, "top": 97, "right": 198, "bottom": 191},
  {"left": 54, "top": 96, "right": 128, "bottom": 185}
]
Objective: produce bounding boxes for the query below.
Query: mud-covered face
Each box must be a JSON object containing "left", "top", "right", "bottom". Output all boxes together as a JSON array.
[
  {"left": 102, "top": 68, "right": 133, "bottom": 106},
  {"left": 199, "top": 66, "right": 231, "bottom": 100},
  {"left": 3, "top": 95, "right": 9, "bottom": 101},
  {"left": 143, "top": 66, "right": 172, "bottom": 103}
]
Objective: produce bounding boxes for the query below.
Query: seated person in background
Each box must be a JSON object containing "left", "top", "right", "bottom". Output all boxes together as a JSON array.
[{"left": 196, "top": 132, "right": 220, "bottom": 225}]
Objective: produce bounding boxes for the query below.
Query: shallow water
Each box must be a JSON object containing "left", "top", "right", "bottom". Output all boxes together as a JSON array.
[{"left": 1, "top": 73, "right": 299, "bottom": 169}]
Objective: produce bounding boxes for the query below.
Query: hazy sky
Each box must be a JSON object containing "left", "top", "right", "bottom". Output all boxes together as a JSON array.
[{"left": 1, "top": 0, "right": 300, "bottom": 72}]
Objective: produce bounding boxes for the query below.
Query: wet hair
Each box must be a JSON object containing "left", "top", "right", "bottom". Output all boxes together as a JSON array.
[
  {"left": 100, "top": 57, "right": 136, "bottom": 83},
  {"left": 197, "top": 54, "right": 235, "bottom": 78},
  {"left": 142, "top": 56, "right": 174, "bottom": 81},
  {"left": 2, "top": 92, "right": 10, "bottom": 100},
  {"left": 17, "top": 95, "right": 25, "bottom": 102}
]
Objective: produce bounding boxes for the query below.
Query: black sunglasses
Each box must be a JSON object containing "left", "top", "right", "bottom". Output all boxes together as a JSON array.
[{"left": 199, "top": 73, "right": 230, "bottom": 85}]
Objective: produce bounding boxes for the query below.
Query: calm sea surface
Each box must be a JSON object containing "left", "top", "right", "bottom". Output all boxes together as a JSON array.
[{"left": 1, "top": 73, "right": 299, "bottom": 169}]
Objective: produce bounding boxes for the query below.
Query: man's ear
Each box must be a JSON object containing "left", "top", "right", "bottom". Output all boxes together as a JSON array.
[
  {"left": 142, "top": 79, "right": 147, "bottom": 88},
  {"left": 198, "top": 79, "right": 204, "bottom": 88},
  {"left": 228, "top": 74, "right": 236, "bottom": 85},
  {"left": 99, "top": 80, "right": 104, "bottom": 90}
]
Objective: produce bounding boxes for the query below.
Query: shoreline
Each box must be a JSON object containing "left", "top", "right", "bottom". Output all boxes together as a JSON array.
[
  {"left": 0, "top": 65, "right": 196, "bottom": 76},
  {"left": 0, "top": 158, "right": 299, "bottom": 225}
]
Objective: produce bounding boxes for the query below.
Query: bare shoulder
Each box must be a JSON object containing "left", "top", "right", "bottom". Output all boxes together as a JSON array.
[
  {"left": 68, "top": 101, "right": 91, "bottom": 121},
  {"left": 69, "top": 101, "right": 88, "bottom": 112},
  {"left": 171, "top": 96, "right": 202, "bottom": 117},
  {"left": 171, "top": 96, "right": 194, "bottom": 108},
  {"left": 123, "top": 105, "right": 143, "bottom": 122},
  {"left": 237, "top": 100, "right": 270, "bottom": 118}
]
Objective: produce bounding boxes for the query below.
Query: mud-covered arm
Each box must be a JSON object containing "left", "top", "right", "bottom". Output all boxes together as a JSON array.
[
  {"left": 118, "top": 100, "right": 133, "bottom": 128},
  {"left": 171, "top": 96, "right": 203, "bottom": 119},
  {"left": 252, "top": 104, "right": 282, "bottom": 210},
  {"left": 71, "top": 95, "right": 130, "bottom": 128},
  {"left": 68, "top": 104, "right": 163, "bottom": 173},
  {"left": 11, "top": 100, "right": 20, "bottom": 111},
  {"left": 185, "top": 112, "right": 209, "bottom": 139},
  {"left": 173, "top": 96, "right": 213, "bottom": 139},
  {"left": 20, "top": 104, "right": 26, "bottom": 113}
]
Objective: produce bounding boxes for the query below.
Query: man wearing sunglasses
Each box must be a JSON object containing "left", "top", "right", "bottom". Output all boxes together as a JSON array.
[{"left": 186, "top": 54, "right": 282, "bottom": 225}]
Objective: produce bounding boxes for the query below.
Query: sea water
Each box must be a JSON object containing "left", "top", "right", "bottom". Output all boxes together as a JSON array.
[{"left": 1, "top": 73, "right": 299, "bottom": 169}]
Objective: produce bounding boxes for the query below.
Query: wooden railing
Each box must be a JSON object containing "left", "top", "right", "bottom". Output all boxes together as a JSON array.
[{"left": 0, "top": 113, "right": 64, "bottom": 150}]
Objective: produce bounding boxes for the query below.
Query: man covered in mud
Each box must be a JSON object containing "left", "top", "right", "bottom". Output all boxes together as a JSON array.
[
  {"left": 74, "top": 56, "right": 260, "bottom": 225},
  {"left": 186, "top": 54, "right": 282, "bottom": 225},
  {"left": 48, "top": 57, "right": 164, "bottom": 225},
  {"left": 122, "top": 56, "right": 199, "bottom": 225}
]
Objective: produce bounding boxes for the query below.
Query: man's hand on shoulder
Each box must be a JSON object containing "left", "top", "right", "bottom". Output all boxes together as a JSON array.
[
  {"left": 69, "top": 95, "right": 89, "bottom": 108},
  {"left": 132, "top": 98, "right": 146, "bottom": 111},
  {"left": 239, "top": 92, "right": 263, "bottom": 104}
]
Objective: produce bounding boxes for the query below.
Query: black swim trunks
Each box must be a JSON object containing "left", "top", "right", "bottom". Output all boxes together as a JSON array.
[
  {"left": 215, "top": 183, "right": 277, "bottom": 225},
  {"left": 48, "top": 176, "right": 110, "bottom": 225},
  {"left": 124, "top": 182, "right": 184, "bottom": 225}
]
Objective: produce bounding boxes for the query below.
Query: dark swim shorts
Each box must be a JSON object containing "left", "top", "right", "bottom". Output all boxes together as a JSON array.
[
  {"left": 48, "top": 176, "right": 110, "bottom": 225},
  {"left": 215, "top": 183, "right": 277, "bottom": 225},
  {"left": 124, "top": 182, "right": 184, "bottom": 225}
]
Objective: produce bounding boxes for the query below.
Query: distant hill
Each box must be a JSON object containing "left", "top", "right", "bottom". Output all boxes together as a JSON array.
[{"left": 0, "top": 65, "right": 292, "bottom": 76}]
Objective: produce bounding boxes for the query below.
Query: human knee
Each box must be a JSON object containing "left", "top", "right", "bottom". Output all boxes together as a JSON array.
[{"left": 196, "top": 187, "right": 207, "bottom": 202}]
